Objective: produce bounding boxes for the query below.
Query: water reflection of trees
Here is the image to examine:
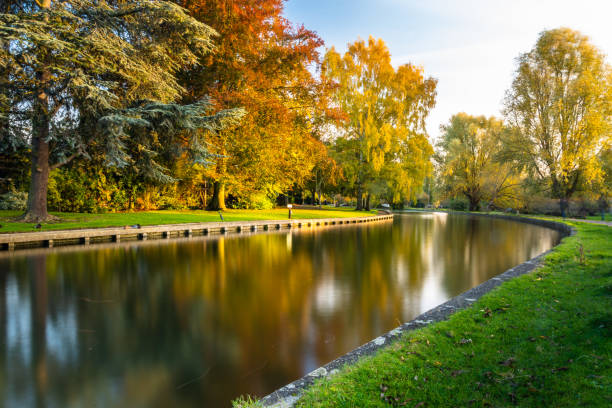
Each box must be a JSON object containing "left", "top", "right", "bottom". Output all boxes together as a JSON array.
[{"left": 0, "top": 215, "right": 560, "bottom": 407}]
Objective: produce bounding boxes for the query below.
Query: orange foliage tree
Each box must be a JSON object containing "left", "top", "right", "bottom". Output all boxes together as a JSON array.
[{"left": 178, "top": 0, "right": 338, "bottom": 209}]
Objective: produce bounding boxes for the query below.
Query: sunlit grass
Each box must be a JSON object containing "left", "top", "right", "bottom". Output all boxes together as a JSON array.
[{"left": 0, "top": 208, "right": 376, "bottom": 234}]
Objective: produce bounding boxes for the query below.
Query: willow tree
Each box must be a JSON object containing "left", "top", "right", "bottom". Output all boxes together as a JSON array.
[
  {"left": 503, "top": 28, "right": 612, "bottom": 215},
  {"left": 0, "top": 0, "right": 243, "bottom": 221},
  {"left": 436, "top": 114, "right": 521, "bottom": 211},
  {"left": 323, "top": 37, "right": 437, "bottom": 209}
]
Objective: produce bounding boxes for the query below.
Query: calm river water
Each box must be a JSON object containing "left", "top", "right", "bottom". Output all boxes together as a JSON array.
[{"left": 0, "top": 213, "right": 562, "bottom": 407}]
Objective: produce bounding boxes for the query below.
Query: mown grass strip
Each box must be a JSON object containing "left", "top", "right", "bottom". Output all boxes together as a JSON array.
[
  {"left": 0, "top": 208, "right": 375, "bottom": 234},
  {"left": 282, "top": 221, "right": 611, "bottom": 407}
]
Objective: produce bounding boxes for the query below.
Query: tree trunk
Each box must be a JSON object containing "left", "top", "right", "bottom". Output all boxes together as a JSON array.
[
  {"left": 22, "top": 0, "right": 53, "bottom": 222},
  {"left": 365, "top": 193, "right": 371, "bottom": 211},
  {"left": 468, "top": 197, "right": 479, "bottom": 211},
  {"left": 356, "top": 184, "right": 363, "bottom": 210},
  {"left": 207, "top": 181, "right": 226, "bottom": 211},
  {"left": 559, "top": 197, "right": 568, "bottom": 218}
]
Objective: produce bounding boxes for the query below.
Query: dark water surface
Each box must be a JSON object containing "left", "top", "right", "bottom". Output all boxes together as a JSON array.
[{"left": 0, "top": 213, "right": 562, "bottom": 407}]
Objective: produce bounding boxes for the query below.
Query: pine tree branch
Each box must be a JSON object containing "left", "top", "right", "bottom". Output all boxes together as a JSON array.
[
  {"left": 107, "top": 7, "right": 146, "bottom": 19},
  {"left": 49, "top": 150, "right": 82, "bottom": 171}
]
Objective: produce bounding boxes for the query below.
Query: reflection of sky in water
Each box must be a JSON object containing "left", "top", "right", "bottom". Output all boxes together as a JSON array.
[
  {"left": 0, "top": 214, "right": 562, "bottom": 407},
  {"left": 314, "top": 278, "right": 347, "bottom": 317},
  {"left": 420, "top": 273, "right": 447, "bottom": 312},
  {"left": 6, "top": 275, "right": 32, "bottom": 364},
  {"left": 46, "top": 305, "right": 78, "bottom": 365}
]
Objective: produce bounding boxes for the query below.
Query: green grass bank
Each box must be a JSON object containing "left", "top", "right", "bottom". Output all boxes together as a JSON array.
[
  {"left": 238, "top": 220, "right": 611, "bottom": 407},
  {"left": 0, "top": 208, "right": 375, "bottom": 234}
]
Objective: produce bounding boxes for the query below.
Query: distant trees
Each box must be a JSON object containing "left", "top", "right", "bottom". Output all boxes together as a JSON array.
[
  {"left": 436, "top": 28, "right": 611, "bottom": 215},
  {"left": 502, "top": 28, "right": 612, "bottom": 215},
  {"left": 436, "top": 114, "right": 521, "bottom": 211},
  {"left": 0, "top": 0, "right": 243, "bottom": 221},
  {"left": 322, "top": 37, "right": 437, "bottom": 209}
]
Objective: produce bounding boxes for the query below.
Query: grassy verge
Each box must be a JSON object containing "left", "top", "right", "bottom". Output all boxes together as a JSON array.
[
  {"left": 0, "top": 207, "right": 375, "bottom": 234},
  {"left": 257, "top": 221, "right": 611, "bottom": 407},
  {"left": 587, "top": 213, "right": 612, "bottom": 222}
]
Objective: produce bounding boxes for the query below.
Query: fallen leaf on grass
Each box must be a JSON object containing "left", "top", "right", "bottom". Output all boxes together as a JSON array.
[{"left": 499, "top": 357, "right": 516, "bottom": 367}]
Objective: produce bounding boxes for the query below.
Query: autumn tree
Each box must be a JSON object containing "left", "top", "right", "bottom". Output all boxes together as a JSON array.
[
  {"left": 436, "top": 114, "right": 521, "bottom": 211},
  {"left": 503, "top": 28, "right": 612, "bottom": 216},
  {"left": 322, "top": 37, "right": 437, "bottom": 209},
  {"left": 0, "top": 0, "right": 244, "bottom": 221},
  {"left": 304, "top": 141, "right": 343, "bottom": 206},
  {"left": 177, "top": 0, "right": 331, "bottom": 210}
]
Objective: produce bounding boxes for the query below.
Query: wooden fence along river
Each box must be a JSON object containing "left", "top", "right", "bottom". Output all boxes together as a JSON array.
[{"left": 0, "top": 214, "right": 394, "bottom": 251}]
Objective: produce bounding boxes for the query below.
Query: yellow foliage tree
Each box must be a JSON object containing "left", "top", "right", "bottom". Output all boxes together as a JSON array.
[
  {"left": 503, "top": 28, "right": 612, "bottom": 215},
  {"left": 437, "top": 114, "right": 521, "bottom": 211},
  {"left": 322, "top": 37, "right": 437, "bottom": 209}
]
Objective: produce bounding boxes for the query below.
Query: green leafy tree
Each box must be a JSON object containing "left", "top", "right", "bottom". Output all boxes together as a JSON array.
[
  {"left": 503, "top": 28, "right": 612, "bottom": 215},
  {"left": 0, "top": 0, "right": 243, "bottom": 221}
]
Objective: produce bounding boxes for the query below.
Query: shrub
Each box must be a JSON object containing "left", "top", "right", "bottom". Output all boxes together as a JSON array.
[
  {"left": 156, "top": 193, "right": 186, "bottom": 210},
  {"left": 244, "top": 192, "right": 275, "bottom": 210},
  {"left": 523, "top": 196, "right": 601, "bottom": 217},
  {"left": 449, "top": 197, "right": 468, "bottom": 211},
  {"left": 0, "top": 190, "right": 28, "bottom": 210}
]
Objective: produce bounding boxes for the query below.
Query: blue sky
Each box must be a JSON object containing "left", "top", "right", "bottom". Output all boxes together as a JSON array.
[{"left": 284, "top": 0, "right": 612, "bottom": 139}]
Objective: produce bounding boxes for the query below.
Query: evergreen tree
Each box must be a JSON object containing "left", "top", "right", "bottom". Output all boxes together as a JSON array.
[{"left": 0, "top": 0, "right": 244, "bottom": 221}]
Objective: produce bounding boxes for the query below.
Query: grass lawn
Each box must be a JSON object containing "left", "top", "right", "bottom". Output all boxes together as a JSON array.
[
  {"left": 239, "top": 220, "right": 611, "bottom": 407},
  {"left": 587, "top": 213, "right": 612, "bottom": 222},
  {"left": 0, "top": 207, "right": 375, "bottom": 234}
]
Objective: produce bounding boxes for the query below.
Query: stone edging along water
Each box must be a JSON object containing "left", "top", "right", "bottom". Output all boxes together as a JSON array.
[
  {"left": 0, "top": 214, "right": 394, "bottom": 251},
  {"left": 260, "top": 214, "right": 574, "bottom": 408}
]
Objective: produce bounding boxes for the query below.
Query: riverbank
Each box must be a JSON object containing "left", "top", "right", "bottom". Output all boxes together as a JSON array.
[
  {"left": 0, "top": 208, "right": 375, "bottom": 234},
  {"left": 0, "top": 209, "right": 386, "bottom": 251},
  {"left": 237, "top": 218, "right": 611, "bottom": 407}
]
